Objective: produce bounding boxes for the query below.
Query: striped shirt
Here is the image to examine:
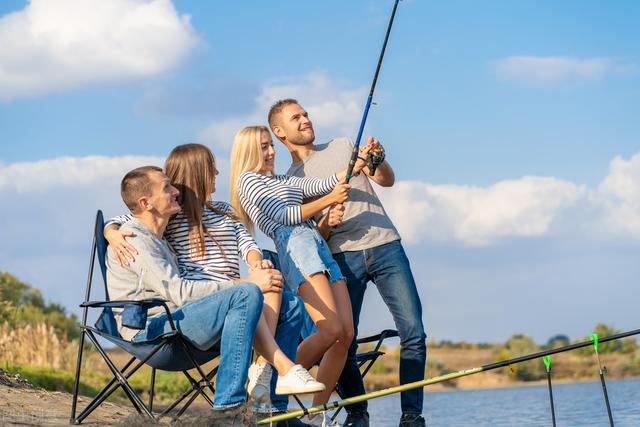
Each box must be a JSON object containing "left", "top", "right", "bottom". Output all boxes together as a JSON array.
[
  {"left": 237, "top": 172, "right": 339, "bottom": 239},
  {"left": 107, "top": 201, "right": 260, "bottom": 282}
]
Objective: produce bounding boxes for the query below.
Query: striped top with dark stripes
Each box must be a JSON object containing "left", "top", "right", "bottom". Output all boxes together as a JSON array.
[
  {"left": 107, "top": 201, "right": 260, "bottom": 282},
  {"left": 237, "top": 172, "right": 339, "bottom": 239}
]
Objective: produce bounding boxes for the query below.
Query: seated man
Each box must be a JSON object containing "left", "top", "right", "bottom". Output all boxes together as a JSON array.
[{"left": 106, "top": 165, "right": 263, "bottom": 421}]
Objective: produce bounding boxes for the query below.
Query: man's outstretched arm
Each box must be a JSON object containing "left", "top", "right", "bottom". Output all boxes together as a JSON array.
[
  {"left": 367, "top": 158, "right": 395, "bottom": 187},
  {"left": 360, "top": 136, "right": 395, "bottom": 187}
]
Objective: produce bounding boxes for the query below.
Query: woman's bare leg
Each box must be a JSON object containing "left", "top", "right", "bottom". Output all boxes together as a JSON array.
[
  {"left": 252, "top": 291, "right": 294, "bottom": 376},
  {"left": 297, "top": 276, "right": 354, "bottom": 405}
]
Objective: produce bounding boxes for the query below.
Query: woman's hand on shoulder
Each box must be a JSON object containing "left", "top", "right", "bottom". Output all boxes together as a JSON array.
[{"left": 104, "top": 225, "right": 138, "bottom": 266}]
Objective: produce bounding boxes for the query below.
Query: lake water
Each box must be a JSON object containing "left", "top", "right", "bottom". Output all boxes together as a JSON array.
[{"left": 334, "top": 378, "right": 640, "bottom": 426}]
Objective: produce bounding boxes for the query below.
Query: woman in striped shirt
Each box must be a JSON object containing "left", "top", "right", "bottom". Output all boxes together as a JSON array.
[
  {"left": 229, "top": 125, "right": 368, "bottom": 412},
  {"left": 105, "top": 143, "right": 324, "bottom": 404}
]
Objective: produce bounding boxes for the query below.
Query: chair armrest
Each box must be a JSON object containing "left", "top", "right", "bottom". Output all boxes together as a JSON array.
[
  {"left": 80, "top": 298, "right": 177, "bottom": 332},
  {"left": 80, "top": 298, "right": 167, "bottom": 309},
  {"left": 356, "top": 329, "right": 399, "bottom": 345}
]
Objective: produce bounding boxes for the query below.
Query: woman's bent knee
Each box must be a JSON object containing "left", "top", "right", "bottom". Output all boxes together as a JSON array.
[
  {"left": 341, "top": 325, "right": 355, "bottom": 346},
  {"left": 316, "top": 321, "right": 341, "bottom": 344}
]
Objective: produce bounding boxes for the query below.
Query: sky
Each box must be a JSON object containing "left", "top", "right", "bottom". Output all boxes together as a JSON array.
[{"left": 0, "top": 0, "right": 639, "bottom": 345}]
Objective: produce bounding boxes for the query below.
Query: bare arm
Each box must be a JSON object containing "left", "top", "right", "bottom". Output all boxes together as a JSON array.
[
  {"left": 316, "top": 203, "right": 345, "bottom": 240},
  {"left": 300, "top": 182, "right": 350, "bottom": 221},
  {"left": 367, "top": 159, "right": 395, "bottom": 187}
]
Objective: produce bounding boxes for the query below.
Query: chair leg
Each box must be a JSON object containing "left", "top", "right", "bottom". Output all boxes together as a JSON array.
[
  {"left": 177, "top": 338, "right": 217, "bottom": 397},
  {"left": 360, "top": 355, "right": 381, "bottom": 378},
  {"left": 149, "top": 367, "right": 156, "bottom": 412},
  {"left": 160, "top": 366, "right": 217, "bottom": 417},
  {"left": 177, "top": 371, "right": 214, "bottom": 417},
  {"left": 70, "top": 330, "right": 88, "bottom": 424},
  {"left": 85, "top": 332, "right": 155, "bottom": 420},
  {"left": 75, "top": 356, "right": 140, "bottom": 424}
]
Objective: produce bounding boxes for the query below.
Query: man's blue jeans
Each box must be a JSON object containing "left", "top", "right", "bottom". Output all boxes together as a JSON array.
[
  {"left": 333, "top": 240, "right": 427, "bottom": 415},
  {"left": 269, "top": 289, "right": 305, "bottom": 412},
  {"left": 134, "top": 283, "right": 263, "bottom": 408}
]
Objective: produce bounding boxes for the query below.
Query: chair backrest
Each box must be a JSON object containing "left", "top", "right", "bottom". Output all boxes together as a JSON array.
[
  {"left": 94, "top": 210, "right": 110, "bottom": 300},
  {"left": 87, "top": 210, "right": 120, "bottom": 337},
  {"left": 87, "top": 211, "right": 220, "bottom": 370}
]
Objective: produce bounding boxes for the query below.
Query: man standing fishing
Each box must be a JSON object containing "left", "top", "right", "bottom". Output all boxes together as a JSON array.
[{"left": 268, "top": 99, "right": 427, "bottom": 427}]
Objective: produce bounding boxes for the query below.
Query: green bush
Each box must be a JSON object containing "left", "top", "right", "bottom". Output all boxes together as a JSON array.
[
  {"left": 574, "top": 323, "right": 636, "bottom": 356},
  {"left": 546, "top": 334, "right": 570, "bottom": 349},
  {"left": 496, "top": 334, "right": 545, "bottom": 381},
  {"left": 621, "top": 354, "right": 640, "bottom": 376},
  {"left": 0, "top": 271, "right": 79, "bottom": 340}
]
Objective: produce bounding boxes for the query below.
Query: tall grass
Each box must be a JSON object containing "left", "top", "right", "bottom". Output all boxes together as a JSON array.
[{"left": 0, "top": 321, "right": 78, "bottom": 371}]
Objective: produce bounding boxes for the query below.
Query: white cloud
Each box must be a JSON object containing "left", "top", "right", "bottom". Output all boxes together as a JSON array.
[
  {"left": 198, "top": 71, "right": 367, "bottom": 151},
  {"left": 594, "top": 153, "right": 640, "bottom": 238},
  {"left": 378, "top": 177, "right": 586, "bottom": 246},
  {"left": 0, "top": 0, "right": 198, "bottom": 100},
  {"left": 377, "top": 152, "right": 640, "bottom": 246},
  {"left": 2, "top": 151, "right": 639, "bottom": 254},
  {"left": 0, "top": 155, "right": 164, "bottom": 193},
  {"left": 491, "top": 56, "right": 629, "bottom": 84}
]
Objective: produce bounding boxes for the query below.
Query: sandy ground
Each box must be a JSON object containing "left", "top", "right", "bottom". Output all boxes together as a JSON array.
[
  {"left": 0, "top": 369, "right": 137, "bottom": 426},
  {"left": 0, "top": 370, "right": 257, "bottom": 426}
]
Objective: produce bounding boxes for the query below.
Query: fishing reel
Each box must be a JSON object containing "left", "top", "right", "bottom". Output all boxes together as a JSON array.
[{"left": 358, "top": 145, "right": 386, "bottom": 176}]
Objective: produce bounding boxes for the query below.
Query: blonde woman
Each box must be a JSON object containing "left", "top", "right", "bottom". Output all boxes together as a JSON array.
[
  {"left": 105, "top": 144, "right": 324, "bottom": 409},
  {"left": 229, "top": 126, "right": 368, "bottom": 420}
]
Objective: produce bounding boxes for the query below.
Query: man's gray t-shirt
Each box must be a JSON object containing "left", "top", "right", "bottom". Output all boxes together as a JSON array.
[{"left": 287, "top": 137, "right": 400, "bottom": 253}]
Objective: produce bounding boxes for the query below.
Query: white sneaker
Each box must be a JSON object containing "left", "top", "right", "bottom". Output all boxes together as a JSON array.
[
  {"left": 247, "top": 363, "right": 272, "bottom": 404},
  {"left": 275, "top": 364, "right": 326, "bottom": 395},
  {"left": 299, "top": 413, "right": 340, "bottom": 426}
]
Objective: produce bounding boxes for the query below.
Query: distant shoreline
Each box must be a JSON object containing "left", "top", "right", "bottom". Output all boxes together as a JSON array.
[{"left": 425, "top": 375, "right": 639, "bottom": 393}]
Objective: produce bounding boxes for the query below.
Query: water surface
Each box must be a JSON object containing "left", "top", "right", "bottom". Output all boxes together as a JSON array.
[{"left": 356, "top": 378, "right": 640, "bottom": 426}]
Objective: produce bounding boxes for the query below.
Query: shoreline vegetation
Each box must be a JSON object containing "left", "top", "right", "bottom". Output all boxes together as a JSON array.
[{"left": 2, "top": 270, "right": 639, "bottom": 404}]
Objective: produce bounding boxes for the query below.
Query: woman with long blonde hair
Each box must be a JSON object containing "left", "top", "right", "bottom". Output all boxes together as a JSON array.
[
  {"left": 229, "top": 126, "right": 368, "bottom": 420},
  {"left": 105, "top": 143, "right": 324, "bottom": 407}
]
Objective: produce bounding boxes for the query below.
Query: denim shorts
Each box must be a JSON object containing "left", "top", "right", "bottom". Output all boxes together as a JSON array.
[{"left": 274, "top": 225, "right": 344, "bottom": 292}]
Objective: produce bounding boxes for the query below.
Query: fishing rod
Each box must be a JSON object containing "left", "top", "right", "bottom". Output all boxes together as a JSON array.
[
  {"left": 591, "top": 333, "right": 615, "bottom": 426},
  {"left": 542, "top": 356, "right": 556, "bottom": 427},
  {"left": 259, "top": 328, "right": 640, "bottom": 425},
  {"left": 345, "top": 0, "right": 401, "bottom": 183}
]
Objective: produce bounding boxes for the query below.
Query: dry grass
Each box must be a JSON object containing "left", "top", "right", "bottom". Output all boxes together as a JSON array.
[{"left": 0, "top": 321, "right": 78, "bottom": 371}]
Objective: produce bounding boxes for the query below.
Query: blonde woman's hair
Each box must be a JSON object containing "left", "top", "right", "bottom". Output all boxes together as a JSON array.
[
  {"left": 165, "top": 143, "right": 234, "bottom": 259},
  {"left": 229, "top": 125, "right": 271, "bottom": 233}
]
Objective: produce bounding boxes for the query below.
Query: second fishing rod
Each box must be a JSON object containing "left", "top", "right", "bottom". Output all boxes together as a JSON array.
[{"left": 259, "top": 328, "right": 640, "bottom": 425}]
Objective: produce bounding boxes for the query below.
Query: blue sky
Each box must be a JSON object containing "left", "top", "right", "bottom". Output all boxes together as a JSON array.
[{"left": 0, "top": 0, "right": 639, "bottom": 344}]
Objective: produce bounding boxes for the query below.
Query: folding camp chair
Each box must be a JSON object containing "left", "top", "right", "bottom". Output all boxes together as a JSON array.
[
  {"left": 261, "top": 250, "right": 399, "bottom": 420},
  {"left": 70, "top": 210, "right": 221, "bottom": 424}
]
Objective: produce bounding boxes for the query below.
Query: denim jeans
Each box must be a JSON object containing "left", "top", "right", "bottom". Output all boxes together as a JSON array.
[
  {"left": 268, "top": 289, "right": 305, "bottom": 412},
  {"left": 333, "top": 240, "right": 427, "bottom": 415},
  {"left": 134, "top": 283, "right": 263, "bottom": 408}
]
